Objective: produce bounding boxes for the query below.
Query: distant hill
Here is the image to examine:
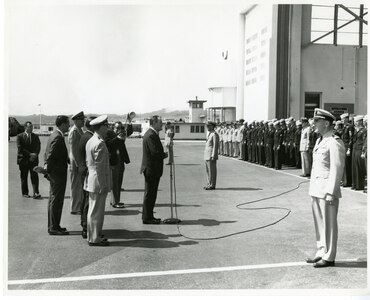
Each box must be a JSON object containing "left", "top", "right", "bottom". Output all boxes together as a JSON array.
[{"left": 9, "top": 109, "right": 189, "bottom": 125}]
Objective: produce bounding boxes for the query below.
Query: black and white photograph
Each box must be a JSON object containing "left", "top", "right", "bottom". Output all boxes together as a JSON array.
[{"left": 3, "top": 0, "right": 368, "bottom": 296}]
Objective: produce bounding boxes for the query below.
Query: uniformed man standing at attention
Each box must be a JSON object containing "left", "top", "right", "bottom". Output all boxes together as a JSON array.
[
  {"left": 306, "top": 108, "right": 345, "bottom": 268},
  {"left": 204, "top": 121, "right": 219, "bottom": 190},
  {"left": 68, "top": 111, "right": 85, "bottom": 215},
  {"left": 84, "top": 115, "right": 112, "bottom": 246},
  {"left": 340, "top": 113, "right": 354, "bottom": 187}
]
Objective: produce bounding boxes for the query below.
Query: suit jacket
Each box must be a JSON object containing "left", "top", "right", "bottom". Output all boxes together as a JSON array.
[
  {"left": 16, "top": 132, "right": 41, "bottom": 165},
  {"left": 68, "top": 125, "right": 83, "bottom": 168},
  {"left": 84, "top": 133, "right": 112, "bottom": 193},
  {"left": 309, "top": 131, "right": 345, "bottom": 199},
  {"left": 204, "top": 131, "right": 219, "bottom": 161},
  {"left": 140, "top": 128, "right": 167, "bottom": 178},
  {"left": 44, "top": 130, "right": 69, "bottom": 174},
  {"left": 105, "top": 125, "right": 132, "bottom": 166},
  {"left": 300, "top": 126, "right": 311, "bottom": 151}
]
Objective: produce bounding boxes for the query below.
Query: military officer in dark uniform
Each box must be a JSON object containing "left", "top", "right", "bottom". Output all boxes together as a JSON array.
[
  {"left": 294, "top": 120, "right": 302, "bottom": 169},
  {"left": 341, "top": 113, "right": 354, "bottom": 187},
  {"left": 352, "top": 115, "right": 366, "bottom": 190},
  {"left": 273, "top": 121, "right": 284, "bottom": 169}
]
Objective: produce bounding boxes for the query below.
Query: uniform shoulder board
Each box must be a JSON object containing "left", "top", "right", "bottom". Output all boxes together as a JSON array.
[{"left": 332, "top": 134, "right": 340, "bottom": 139}]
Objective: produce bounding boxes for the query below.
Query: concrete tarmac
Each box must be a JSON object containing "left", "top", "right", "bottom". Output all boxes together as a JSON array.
[{"left": 6, "top": 137, "right": 367, "bottom": 291}]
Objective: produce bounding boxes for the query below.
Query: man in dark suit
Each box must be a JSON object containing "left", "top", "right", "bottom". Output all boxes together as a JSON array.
[
  {"left": 140, "top": 116, "right": 168, "bottom": 224},
  {"left": 106, "top": 121, "right": 133, "bottom": 208},
  {"left": 78, "top": 116, "right": 96, "bottom": 239},
  {"left": 16, "top": 121, "right": 41, "bottom": 199},
  {"left": 44, "top": 115, "right": 70, "bottom": 235}
]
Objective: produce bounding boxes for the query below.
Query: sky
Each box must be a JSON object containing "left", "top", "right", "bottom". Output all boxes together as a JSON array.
[{"left": 6, "top": 0, "right": 250, "bottom": 116}]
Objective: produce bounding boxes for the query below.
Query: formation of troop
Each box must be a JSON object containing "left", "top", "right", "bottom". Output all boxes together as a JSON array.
[{"left": 213, "top": 113, "right": 368, "bottom": 192}]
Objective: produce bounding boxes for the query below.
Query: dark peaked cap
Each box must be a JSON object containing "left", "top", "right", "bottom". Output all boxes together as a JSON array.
[{"left": 71, "top": 111, "right": 85, "bottom": 120}]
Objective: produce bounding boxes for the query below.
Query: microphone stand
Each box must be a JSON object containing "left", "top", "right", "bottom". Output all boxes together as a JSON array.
[{"left": 163, "top": 144, "right": 181, "bottom": 224}]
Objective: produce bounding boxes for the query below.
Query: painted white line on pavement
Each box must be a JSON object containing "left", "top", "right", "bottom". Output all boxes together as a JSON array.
[{"left": 7, "top": 259, "right": 362, "bottom": 286}]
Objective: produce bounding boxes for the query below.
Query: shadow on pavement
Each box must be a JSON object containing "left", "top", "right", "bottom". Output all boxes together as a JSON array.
[
  {"left": 125, "top": 203, "right": 201, "bottom": 208},
  {"left": 214, "top": 187, "right": 262, "bottom": 191},
  {"left": 335, "top": 261, "right": 367, "bottom": 268},
  {"left": 179, "top": 219, "right": 237, "bottom": 226},
  {"left": 108, "top": 239, "right": 198, "bottom": 248},
  {"left": 103, "top": 229, "right": 180, "bottom": 240},
  {"left": 121, "top": 189, "right": 145, "bottom": 192},
  {"left": 105, "top": 209, "right": 141, "bottom": 216},
  {"left": 174, "top": 164, "right": 201, "bottom": 166}
]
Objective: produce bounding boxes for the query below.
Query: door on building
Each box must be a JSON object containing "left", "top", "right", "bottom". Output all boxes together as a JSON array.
[{"left": 304, "top": 93, "right": 321, "bottom": 118}]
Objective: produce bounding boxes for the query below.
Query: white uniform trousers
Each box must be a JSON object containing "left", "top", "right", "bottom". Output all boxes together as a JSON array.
[
  {"left": 205, "top": 160, "right": 217, "bottom": 188},
  {"left": 87, "top": 191, "right": 108, "bottom": 243},
  {"left": 301, "top": 151, "right": 312, "bottom": 176},
  {"left": 70, "top": 164, "right": 83, "bottom": 213},
  {"left": 311, "top": 196, "right": 339, "bottom": 261}
]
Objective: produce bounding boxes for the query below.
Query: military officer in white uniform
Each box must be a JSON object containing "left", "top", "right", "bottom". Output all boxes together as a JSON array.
[
  {"left": 84, "top": 115, "right": 112, "bottom": 246},
  {"left": 204, "top": 121, "right": 219, "bottom": 190},
  {"left": 306, "top": 108, "right": 345, "bottom": 268}
]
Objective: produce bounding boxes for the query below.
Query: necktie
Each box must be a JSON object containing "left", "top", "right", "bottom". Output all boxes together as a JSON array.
[{"left": 26, "top": 134, "right": 31, "bottom": 144}]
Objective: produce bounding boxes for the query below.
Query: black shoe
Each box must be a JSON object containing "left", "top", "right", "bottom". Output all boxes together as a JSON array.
[
  {"left": 205, "top": 186, "right": 215, "bottom": 190},
  {"left": 112, "top": 203, "right": 125, "bottom": 208},
  {"left": 313, "top": 260, "right": 335, "bottom": 268},
  {"left": 153, "top": 217, "right": 161, "bottom": 222},
  {"left": 143, "top": 219, "right": 161, "bottom": 224},
  {"left": 305, "top": 256, "right": 322, "bottom": 264},
  {"left": 88, "top": 240, "right": 109, "bottom": 246},
  {"left": 22, "top": 194, "right": 30, "bottom": 198},
  {"left": 120, "top": 188, "right": 125, "bottom": 191},
  {"left": 49, "top": 230, "right": 69, "bottom": 236},
  {"left": 33, "top": 193, "right": 41, "bottom": 199},
  {"left": 82, "top": 231, "right": 87, "bottom": 239},
  {"left": 58, "top": 227, "right": 67, "bottom": 232}
]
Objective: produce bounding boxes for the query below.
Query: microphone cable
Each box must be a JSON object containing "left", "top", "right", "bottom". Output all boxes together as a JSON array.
[{"left": 171, "top": 158, "right": 309, "bottom": 241}]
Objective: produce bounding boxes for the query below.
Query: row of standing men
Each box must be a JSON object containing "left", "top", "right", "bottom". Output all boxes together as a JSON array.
[
  {"left": 17, "top": 112, "right": 136, "bottom": 246},
  {"left": 214, "top": 113, "right": 367, "bottom": 192}
]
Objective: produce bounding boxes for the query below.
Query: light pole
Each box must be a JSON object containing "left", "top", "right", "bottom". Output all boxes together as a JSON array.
[{"left": 38, "top": 104, "right": 41, "bottom": 134}]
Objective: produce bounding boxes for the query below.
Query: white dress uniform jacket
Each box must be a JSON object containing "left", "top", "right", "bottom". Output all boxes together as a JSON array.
[
  {"left": 309, "top": 132, "right": 345, "bottom": 199},
  {"left": 204, "top": 131, "right": 219, "bottom": 160},
  {"left": 300, "top": 126, "right": 311, "bottom": 151},
  {"left": 84, "top": 133, "right": 112, "bottom": 193}
]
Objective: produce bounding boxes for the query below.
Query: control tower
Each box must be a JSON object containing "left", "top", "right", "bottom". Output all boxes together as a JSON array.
[{"left": 187, "top": 96, "right": 207, "bottom": 123}]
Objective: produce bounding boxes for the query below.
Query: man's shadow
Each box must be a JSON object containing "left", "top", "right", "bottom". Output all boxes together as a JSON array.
[
  {"left": 125, "top": 203, "right": 201, "bottom": 208},
  {"left": 102, "top": 229, "right": 198, "bottom": 248},
  {"left": 179, "top": 218, "right": 237, "bottom": 226},
  {"left": 215, "top": 187, "right": 262, "bottom": 191},
  {"left": 105, "top": 209, "right": 141, "bottom": 216},
  {"left": 334, "top": 260, "right": 367, "bottom": 268}
]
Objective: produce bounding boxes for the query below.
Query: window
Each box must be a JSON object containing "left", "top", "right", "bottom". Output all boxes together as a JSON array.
[
  {"left": 196, "top": 126, "right": 200, "bottom": 133},
  {"left": 48, "top": 127, "right": 53, "bottom": 131},
  {"left": 190, "top": 126, "right": 194, "bottom": 133},
  {"left": 175, "top": 126, "right": 180, "bottom": 133},
  {"left": 200, "top": 126, "right": 205, "bottom": 133},
  {"left": 305, "top": 93, "right": 321, "bottom": 118}
]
